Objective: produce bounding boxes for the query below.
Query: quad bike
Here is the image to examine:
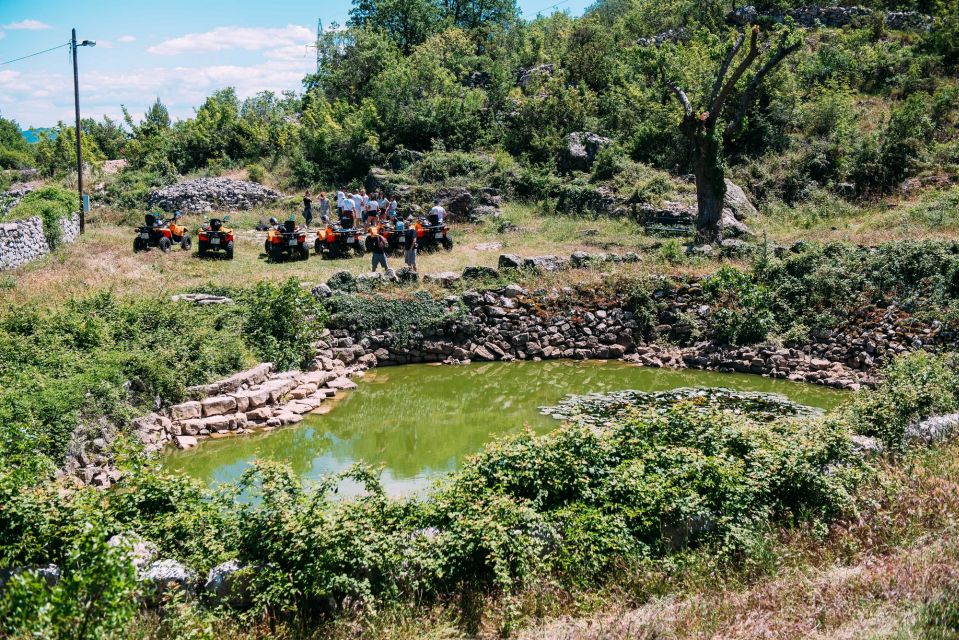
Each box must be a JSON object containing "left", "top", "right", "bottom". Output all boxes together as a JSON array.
[
  {"left": 133, "top": 211, "right": 192, "bottom": 253},
  {"left": 365, "top": 222, "right": 404, "bottom": 255},
  {"left": 315, "top": 218, "right": 365, "bottom": 259},
  {"left": 413, "top": 215, "right": 453, "bottom": 252},
  {"left": 265, "top": 218, "right": 310, "bottom": 262},
  {"left": 197, "top": 215, "right": 234, "bottom": 259}
]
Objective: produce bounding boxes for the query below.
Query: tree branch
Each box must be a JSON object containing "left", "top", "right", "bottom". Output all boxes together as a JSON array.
[
  {"left": 707, "top": 33, "right": 745, "bottom": 110},
  {"left": 726, "top": 33, "right": 802, "bottom": 134},
  {"left": 709, "top": 25, "right": 760, "bottom": 118},
  {"left": 667, "top": 81, "right": 693, "bottom": 118}
]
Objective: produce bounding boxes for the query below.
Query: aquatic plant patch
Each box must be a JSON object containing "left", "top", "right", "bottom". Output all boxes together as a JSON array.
[{"left": 543, "top": 387, "right": 822, "bottom": 427}]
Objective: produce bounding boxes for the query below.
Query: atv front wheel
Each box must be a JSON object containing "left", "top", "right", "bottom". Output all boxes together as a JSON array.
[
  {"left": 198, "top": 241, "right": 207, "bottom": 257},
  {"left": 264, "top": 239, "right": 270, "bottom": 255},
  {"left": 181, "top": 236, "right": 192, "bottom": 251},
  {"left": 133, "top": 237, "right": 145, "bottom": 252},
  {"left": 314, "top": 239, "right": 323, "bottom": 256},
  {"left": 225, "top": 241, "right": 234, "bottom": 260},
  {"left": 159, "top": 237, "right": 173, "bottom": 252},
  {"left": 270, "top": 245, "right": 284, "bottom": 263},
  {"left": 299, "top": 245, "right": 310, "bottom": 261},
  {"left": 442, "top": 237, "right": 453, "bottom": 251}
]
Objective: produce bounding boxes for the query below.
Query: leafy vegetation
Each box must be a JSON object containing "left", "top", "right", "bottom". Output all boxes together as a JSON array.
[{"left": 0, "top": 279, "right": 324, "bottom": 467}]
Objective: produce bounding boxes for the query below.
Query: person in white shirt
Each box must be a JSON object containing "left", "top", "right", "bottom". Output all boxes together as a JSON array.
[
  {"left": 429, "top": 200, "right": 446, "bottom": 225},
  {"left": 336, "top": 189, "right": 345, "bottom": 213},
  {"left": 341, "top": 194, "right": 355, "bottom": 228}
]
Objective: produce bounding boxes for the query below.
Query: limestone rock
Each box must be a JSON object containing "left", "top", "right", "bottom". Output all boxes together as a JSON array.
[
  {"left": 559, "top": 132, "right": 611, "bottom": 173},
  {"left": 462, "top": 265, "right": 499, "bottom": 280},
  {"left": 723, "top": 179, "right": 758, "bottom": 220},
  {"left": 140, "top": 559, "right": 195, "bottom": 604},
  {"left": 498, "top": 254, "right": 523, "bottom": 269},
  {"left": 204, "top": 559, "right": 254, "bottom": 608}
]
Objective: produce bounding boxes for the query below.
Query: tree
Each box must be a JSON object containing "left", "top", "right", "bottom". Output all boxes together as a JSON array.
[
  {"left": 80, "top": 116, "right": 128, "bottom": 159},
  {"left": 349, "top": 0, "right": 440, "bottom": 52},
  {"left": 666, "top": 26, "right": 801, "bottom": 242}
]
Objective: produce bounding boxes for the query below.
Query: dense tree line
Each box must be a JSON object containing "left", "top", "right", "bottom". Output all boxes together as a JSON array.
[{"left": 1, "top": 0, "right": 957, "bottom": 222}]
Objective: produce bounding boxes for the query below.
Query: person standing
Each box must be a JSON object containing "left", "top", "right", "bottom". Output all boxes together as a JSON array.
[
  {"left": 404, "top": 216, "right": 418, "bottom": 273},
  {"left": 370, "top": 230, "right": 390, "bottom": 272},
  {"left": 341, "top": 193, "right": 355, "bottom": 228},
  {"left": 352, "top": 191, "right": 363, "bottom": 225},
  {"left": 303, "top": 191, "right": 313, "bottom": 227},
  {"left": 429, "top": 199, "right": 446, "bottom": 225},
  {"left": 336, "top": 188, "right": 345, "bottom": 214},
  {"left": 318, "top": 192, "right": 330, "bottom": 226}
]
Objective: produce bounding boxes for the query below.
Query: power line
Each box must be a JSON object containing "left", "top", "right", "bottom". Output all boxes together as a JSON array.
[
  {"left": 0, "top": 42, "right": 70, "bottom": 66},
  {"left": 534, "top": 0, "right": 572, "bottom": 17}
]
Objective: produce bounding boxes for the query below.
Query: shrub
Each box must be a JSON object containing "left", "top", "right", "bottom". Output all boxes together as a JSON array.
[
  {"left": 246, "top": 163, "right": 266, "bottom": 184},
  {"left": 239, "top": 278, "right": 328, "bottom": 371},
  {"left": 703, "top": 267, "right": 775, "bottom": 345},
  {"left": 103, "top": 167, "right": 176, "bottom": 210},
  {"left": 847, "top": 351, "right": 959, "bottom": 451},
  {"left": 326, "top": 290, "right": 467, "bottom": 346}
]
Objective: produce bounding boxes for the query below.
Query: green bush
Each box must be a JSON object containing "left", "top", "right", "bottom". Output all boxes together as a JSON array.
[
  {"left": 703, "top": 267, "right": 775, "bottom": 345},
  {"left": 847, "top": 351, "right": 959, "bottom": 451},
  {"left": 327, "top": 290, "right": 467, "bottom": 346},
  {"left": 103, "top": 167, "right": 176, "bottom": 210},
  {"left": 239, "top": 278, "right": 328, "bottom": 371}
]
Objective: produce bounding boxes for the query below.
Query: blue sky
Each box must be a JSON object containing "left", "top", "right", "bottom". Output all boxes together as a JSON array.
[{"left": 0, "top": 0, "right": 588, "bottom": 129}]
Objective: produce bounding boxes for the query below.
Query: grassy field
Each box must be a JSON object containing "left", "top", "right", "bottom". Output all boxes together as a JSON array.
[{"left": 7, "top": 182, "right": 959, "bottom": 311}]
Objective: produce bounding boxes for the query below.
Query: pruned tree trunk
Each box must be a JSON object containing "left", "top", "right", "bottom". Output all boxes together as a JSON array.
[{"left": 666, "top": 27, "right": 800, "bottom": 244}]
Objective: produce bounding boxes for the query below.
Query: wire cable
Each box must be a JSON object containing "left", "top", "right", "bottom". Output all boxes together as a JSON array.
[
  {"left": 0, "top": 42, "right": 70, "bottom": 66},
  {"left": 533, "top": 0, "right": 572, "bottom": 17}
]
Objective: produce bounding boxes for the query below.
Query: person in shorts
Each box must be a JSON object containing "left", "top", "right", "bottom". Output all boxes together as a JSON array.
[{"left": 370, "top": 230, "right": 389, "bottom": 272}]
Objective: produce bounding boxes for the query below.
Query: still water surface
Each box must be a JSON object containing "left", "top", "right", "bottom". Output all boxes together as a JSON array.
[{"left": 163, "top": 360, "right": 846, "bottom": 496}]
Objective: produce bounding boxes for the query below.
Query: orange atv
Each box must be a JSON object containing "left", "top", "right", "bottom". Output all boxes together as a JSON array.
[
  {"left": 315, "top": 216, "right": 365, "bottom": 259},
  {"left": 413, "top": 216, "right": 453, "bottom": 252},
  {"left": 197, "top": 215, "right": 234, "bottom": 259},
  {"left": 365, "top": 222, "right": 403, "bottom": 255},
  {"left": 134, "top": 211, "right": 191, "bottom": 253},
  {"left": 266, "top": 218, "right": 310, "bottom": 262}
]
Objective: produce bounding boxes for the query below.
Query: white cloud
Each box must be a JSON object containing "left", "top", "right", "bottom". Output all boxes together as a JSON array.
[
  {"left": 3, "top": 19, "right": 52, "bottom": 30},
  {"left": 148, "top": 24, "right": 313, "bottom": 55},
  {"left": 0, "top": 31, "right": 5, "bottom": 40},
  {"left": 0, "top": 53, "right": 314, "bottom": 127},
  {"left": 118, "top": 35, "right": 136, "bottom": 43},
  {"left": 264, "top": 45, "right": 309, "bottom": 61},
  {"left": 96, "top": 40, "right": 114, "bottom": 49}
]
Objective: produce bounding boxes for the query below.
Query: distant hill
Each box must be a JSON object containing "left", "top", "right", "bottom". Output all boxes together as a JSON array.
[{"left": 21, "top": 128, "right": 55, "bottom": 144}]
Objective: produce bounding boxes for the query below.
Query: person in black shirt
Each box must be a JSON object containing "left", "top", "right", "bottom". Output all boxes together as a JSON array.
[
  {"left": 303, "top": 191, "right": 313, "bottom": 227},
  {"left": 403, "top": 217, "right": 418, "bottom": 272}
]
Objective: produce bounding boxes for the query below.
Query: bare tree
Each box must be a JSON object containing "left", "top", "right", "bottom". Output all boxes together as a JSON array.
[{"left": 667, "top": 26, "right": 801, "bottom": 243}]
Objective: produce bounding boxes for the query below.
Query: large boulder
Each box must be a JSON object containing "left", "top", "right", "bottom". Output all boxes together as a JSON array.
[
  {"left": 139, "top": 559, "right": 195, "bottom": 605},
  {"left": 462, "top": 265, "right": 499, "bottom": 280},
  {"left": 719, "top": 208, "right": 753, "bottom": 239},
  {"left": 516, "top": 63, "right": 554, "bottom": 89},
  {"left": 108, "top": 533, "right": 158, "bottom": 570},
  {"left": 726, "top": 5, "right": 758, "bottom": 25},
  {"left": 723, "top": 179, "right": 758, "bottom": 220},
  {"left": 435, "top": 187, "right": 474, "bottom": 222},
  {"left": 498, "top": 254, "right": 524, "bottom": 270},
  {"left": 204, "top": 559, "right": 254, "bottom": 608},
  {"left": 523, "top": 255, "right": 570, "bottom": 272},
  {"left": 559, "top": 132, "right": 612, "bottom": 173},
  {"left": 148, "top": 177, "right": 281, "bottom": 213}
]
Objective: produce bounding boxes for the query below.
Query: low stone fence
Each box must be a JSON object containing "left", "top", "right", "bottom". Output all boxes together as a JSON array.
[{"left": 0, "top": 212, "right": 80, "bottom": 270}]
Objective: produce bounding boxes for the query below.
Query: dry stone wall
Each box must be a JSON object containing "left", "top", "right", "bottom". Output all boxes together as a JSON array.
[{"left": 0, "top": 212, "right": 80, "bottom": 270}]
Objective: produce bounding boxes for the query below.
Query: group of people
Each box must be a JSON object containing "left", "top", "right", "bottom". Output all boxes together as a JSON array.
[{"left": 301, "top": 187, "right": 448, "bottom": 274}]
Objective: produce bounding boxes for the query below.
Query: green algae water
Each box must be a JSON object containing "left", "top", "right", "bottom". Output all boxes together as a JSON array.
[{"left": 162, "top": 361, "right": 846, "bottom": 496}]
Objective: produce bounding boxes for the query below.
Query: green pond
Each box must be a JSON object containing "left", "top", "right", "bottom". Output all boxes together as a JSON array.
[{"left": 162, "top": 360, "right": 846, "bottom": 497}]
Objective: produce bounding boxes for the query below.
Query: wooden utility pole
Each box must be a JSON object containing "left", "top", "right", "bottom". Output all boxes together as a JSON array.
[{"left": 71, "top": 28, "right": 84, "bottom": 233}]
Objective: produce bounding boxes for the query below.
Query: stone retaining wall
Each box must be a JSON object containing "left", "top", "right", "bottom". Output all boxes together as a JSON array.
[{"left": 0, "top": 212, "right": 80, "bottom": 270}]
